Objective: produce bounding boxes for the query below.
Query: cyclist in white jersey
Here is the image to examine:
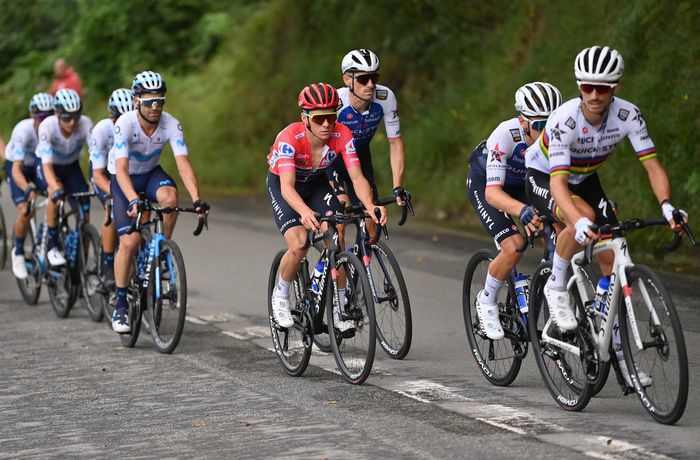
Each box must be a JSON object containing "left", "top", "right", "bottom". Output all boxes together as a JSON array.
[
  {"left": 5, "top": 93, "right": 53, "bottom": 278},
  {"left": 36, "top": 89, "right": 93, "bottom": 267},
  {"left": 467, "top": 82, "right": 561, "bottom": 339},
  {"left": 109, "top": 71, "right": 208, "bottom": 333},
  {"left": 89, "top": 88, "right": 135, "bottom": 284},
  {"left": 524, "top": 46, "right": 688, "bottom": 386}
]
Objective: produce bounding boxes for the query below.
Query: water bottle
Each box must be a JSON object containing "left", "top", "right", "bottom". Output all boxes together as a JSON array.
[
  {"left": 514, "top": 274, "right": 530, "bottom": 314},
  {"left": 594, "top": 276, "right": 610, "bottom": 314},
  {"left": 310, "top": 260, "right": 325, "bottom": 294}
]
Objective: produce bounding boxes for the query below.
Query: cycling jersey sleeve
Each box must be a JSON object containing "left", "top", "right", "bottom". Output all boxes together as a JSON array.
[
  {"left": 112, "top": 117, "right": 131, "bottom": 163},
  {"left": 544, "top": 115, "right": 578, "bottom": 177},
  {"left": 623, "top": 105, "right": 657, "bottom": 162},
  {"left": 379, "top": 87, "right": 401, "bottom": 139},
  {"left": 484, "top": 123, "right": 515, "bottom": 188},
  {"left": 270, "top": 130, "right": 299, "bottom": 174},
  {"left": 339, "top": 128, "right": 361, "bottom": 170},
  {"left": 89, "top": 121, "right": 110, "bottom": 169},
  {"left": 36, "top": 120, "right": 53, "bottom": 164},
  {"left": 167, "top": 115, "right": 188, "bottom": 157}
]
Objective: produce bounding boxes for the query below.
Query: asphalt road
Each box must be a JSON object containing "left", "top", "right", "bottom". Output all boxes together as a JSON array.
[{"left": 1, "top": 192, "right": 699, "bottom": 458}]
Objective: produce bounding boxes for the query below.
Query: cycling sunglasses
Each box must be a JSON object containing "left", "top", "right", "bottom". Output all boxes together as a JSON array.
[
  {"left": 59, "top": 112, "right": 81, "bottom": 122},
  {"left": 522, "top": 116, "right": 547, "bottom": 132},
  {"left": 355, "top": 73, "right": 380, "bottom": 86},
  {"left": 578, "top": 83, "right": 616, "bottom": 95},
  {"left": 137, "top": 97, "right": 166, "bottom": 108},
  {"left": 304, "top": 112, "right": 337, "bottom": 125}
]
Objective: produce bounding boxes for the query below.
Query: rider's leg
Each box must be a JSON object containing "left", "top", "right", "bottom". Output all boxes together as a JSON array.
[{"left": 547, "top": 197, "right": 595, "bottom": 289}]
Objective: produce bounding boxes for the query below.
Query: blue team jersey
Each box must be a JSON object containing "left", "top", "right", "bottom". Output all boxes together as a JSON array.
[{"left": 336, "top": 85, "right": 401, "bottom": 150}]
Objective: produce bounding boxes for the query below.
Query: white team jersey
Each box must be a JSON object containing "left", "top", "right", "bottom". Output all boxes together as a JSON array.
[
  {"left": 36, "top": 115, "right": 93, "bottom": 165},
  {"left": 108, "top": 111, "right": 188, "bottom": 175},
  {"left": 525, "top": 97, "right": 656, "bottom": 185},
  {"left": 89, "top": 118, "right": 115, "bottom": 170},
  {"left": 337, "top": 85, "right": 401, "bottom": 148},
  {"left": 484, "top": 117, "right": 528, "bottom": 187},
  {"left": 6, "top": 119, "right": 39, "bottom": 166}
]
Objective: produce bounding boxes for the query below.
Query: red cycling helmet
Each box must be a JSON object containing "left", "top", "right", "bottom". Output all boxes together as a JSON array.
[{"left": 298, "top": 83, "right": 339, "bottom": 110}]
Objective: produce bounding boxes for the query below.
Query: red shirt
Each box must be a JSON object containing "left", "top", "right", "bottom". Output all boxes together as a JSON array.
[
  {"left": 50, "top": 68, "right": 83, "bottom": 97},
  {"left": 267, "top": 122, "right": 359, "bottom": 182}
]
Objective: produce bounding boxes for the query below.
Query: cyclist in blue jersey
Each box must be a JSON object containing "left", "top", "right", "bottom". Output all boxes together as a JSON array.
[
  {"left": 328, "top": 49, "right": 407, "bottom": 239},
  {"left": 467, "top": 82, "right": 561, "bottom": 339},
  {"left": 89, "top": 88, "right": 135, "bottom": 284},
  {"left": 109, "top": 71, "right": 208, "bottom": 333},
  {"left": 37, "top": 89, "right": 93, "bottom": 267},
  {"left": 5, "top": 93, "right": 53, "bottom": 278}
]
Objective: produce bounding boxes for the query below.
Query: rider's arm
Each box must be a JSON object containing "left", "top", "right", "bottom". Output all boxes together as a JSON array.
[
  {"left": 115, "top": 157, "right": 138, "bottom": 203},
  {"left": 485, "top": 186, "right": 526, "bottom": 217},
  {"left": 36, "top": 122, "right": 61, "bottom": 193},
  {"left": 347, "top": 165, "right": 387, "bottom": 225},
  {"left": 93, "top": 168, "right": 111, "bottom": 195},
  {"left": 550, "top": 173, "right": 582, "bottom": 224},
  {"left": 42, "top": 161, "right": 61, "bottom": 193},
  {"left": 174, "top": 155, "right": 201, "bottom": 203},
  {"left": 11, "top": 160, "right": 30, "bottom": 191},
  {"left": 641, "top": 158, "right": 671, "bottom": 205},
  {"left": 0, "top": 134, "right": 5, "bottom": 161},
  {"left": 388, "top": 136, "right": 405, "bottom": 189}
]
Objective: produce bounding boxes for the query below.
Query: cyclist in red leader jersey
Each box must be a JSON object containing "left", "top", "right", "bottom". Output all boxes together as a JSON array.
[{"left": 266, "top": 83, "right": 387, "bottom": 331}]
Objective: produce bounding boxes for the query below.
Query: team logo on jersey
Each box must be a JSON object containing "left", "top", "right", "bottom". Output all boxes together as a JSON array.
[
  {"left": 177, "top": 123, "right": 183, "bottom": 131},
  {"left": 375, "top": 89, "right": 388, "bottom": 100},
  {"left": 115, "top": 126, "right": 121, "bottom": 134},
  {"left": 41, "top": 133, "right": 48, "bottom": 141},
  {"left": 618, "top": 108, "right": 629, "bottom": 121},
  {"left": 489, "top": 149, "right": 504, "bottom": 163},
  {"left": 391, "top": 109, "right": 399, "bottom": 119},
  {"left": 509, "top": 129, "right": 521, "bottom": 142},
  {"left": 550, "top": 123, "right": 564, "bottom": 141},
  {"left": 565, "top": 117, "right": 576, "bottom": 130},
  {"left": 582, "top": 126, "right": 589, "bottom": 134},
  {"left": 277, "top": 142, "right": 295, "bottom": 158},
  {"left": 598, "top": 197, "right": 608, "bottom": 218},
  {"left": 346, "top": 113, "right": 354, "bottom": 120},
  {"left": 632, "top": 108, "right": 645, "bottom": 126}
]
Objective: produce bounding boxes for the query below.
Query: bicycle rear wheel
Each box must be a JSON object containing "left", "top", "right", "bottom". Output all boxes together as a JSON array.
[
  {"left": 147, "top": 239, "right": 187, "bottom": 354},
  {"left": 16, "top": 229, "right": 42, "bottom": 305},
  {"left": 327, "top": 251, "right": 376, "bottom": 385},
  {"left": 463, "top": 249, "right": 522, "bottom": 386},
  {"left": 619, "top": 265, "right": 688, "bottom": 425},
  {"left": 48, "top": 262, "right": 76, "bottom": 318},
  {"left": 0, "top": 203, "right": 7, "bottom": 271},
  {"left": 120, "top": 281, "right": 143, "bottom": 348},
  {"left": 268, "top": 250, "right": 312, "bottom": 376},
  {"left": 80, "top": 224, "right": 104, "bottom": 322},
  {"left": 370, "top": 240, "right": 412, "bottom": 360},
  {"left": 528, "top": 262, "right": 592, "bottom": 411}
]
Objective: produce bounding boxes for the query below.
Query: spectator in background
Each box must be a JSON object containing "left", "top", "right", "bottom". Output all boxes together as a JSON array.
[{"left": 50, "top": 58, "right": 83, "bottom": 97}]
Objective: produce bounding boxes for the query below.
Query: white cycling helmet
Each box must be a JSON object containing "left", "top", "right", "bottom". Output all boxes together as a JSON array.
[
  {"left": 29, "top": 92, "right": 54, "bottom": 114},
  {"left": 108, "top": 88, "right": 135, "bottom": 117},
  {"left": 54, "top": 88, "right": 82, "bottom": 114},
  {"left": 131, "top": 70, "right": 167, "bottom": 96},
  {"left": 341, "top": 49, "right": 380, "bottom": 74},
  {"left": 574, "top": 46, "right": 624, "bottom": 83},
  {"left": 514, "top": 82, "right": 562, "bottom": 117}
]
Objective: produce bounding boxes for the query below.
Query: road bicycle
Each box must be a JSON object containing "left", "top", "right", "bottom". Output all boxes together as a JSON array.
[
  {"left": 528, "top": 210, "right": 695, "bottom": 425},
  {"left": 462, "top": 221, "right": 556, "bottom": 386},
  {"left": 316, "top": 194, "right": 414, "bottom": 359},
  {"left": 268, "top": 208, "right": 378, "bottom": 384},
  {"left": 117, "top": 198, "right": 207, "bottom": 354}
]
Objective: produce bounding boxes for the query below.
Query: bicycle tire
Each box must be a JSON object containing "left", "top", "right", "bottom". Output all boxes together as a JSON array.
[
  {"left": 147, "top": 239, "right": 187, "bottom": 354},
  {"left": 327, "top": 251, "right": 376, "bottom": 385},
  {"left": 0, "top": 203, "right": 7, "bottom": 271},
  {"left": 48, "top": 230, "right": 77, "bottom": 320},
  {"left": 267, "top": 250, "right": 312, "bottom": 376},
  {"left": 16, "top": 229, "right": 42, "bottom": 305},
  {"left": 618, "top": 265, "right": 688, "bottom": 425},
  {"left": 462, "top": 249, "right": 522, "bottom": 386},
  {"left": 120, "top": 280, "right": 143, "bottom": 348},
  {"left": 528, "top": 261, "right": 593, "bottom": 411},
  {"left": 370, "top": 240, "right": 412, "bottom": 360},
  {"left": 80, "top": 224, "right": 104, "bottom": 322}
]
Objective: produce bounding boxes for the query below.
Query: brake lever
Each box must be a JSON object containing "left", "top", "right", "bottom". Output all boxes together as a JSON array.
[{"left": 375, "top": 207, "right": 389, "bottom": 239}]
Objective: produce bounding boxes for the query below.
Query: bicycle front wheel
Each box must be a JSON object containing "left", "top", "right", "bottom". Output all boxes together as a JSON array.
[
  {"left": 80, "top": 224, "right": 104, "bottom": 322},
  {"left": 267, "top": 250, "right": 312, "bottom": 376},
  {"left": 619, "top": 265, "right": 688, "bottom": 425},
  {"left": 370, "top": 240, "right": 412, "bottom": 360},
  {"left": 327, "top": 251, "right": 376, "bottom": 385},
  {"left": 48, "top": 264, "right": 76, "bottom": 318},
  {"left": 16, "top": 229, "right": 42, "bottom": 305},
  {"left": 528, "top": 262, "right": 592, "bottom": 411},
  {"left": 147, "top": 239, "right": 187, "bottom": 354},
  {"left": 120, "top": 280, "right": 143, "bottom": 348}
]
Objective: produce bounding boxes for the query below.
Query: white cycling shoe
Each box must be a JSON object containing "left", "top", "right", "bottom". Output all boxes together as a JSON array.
[
  {"left": 618, "top": 359, "right": 653, "bottom": 388},
  {"left": 474, "top": 290, "right": 504, "bottom": 340},
  {"left": 271, "top": 295, "right": 294, "bottom": 328},
  {"left": 12, "top": 248, "right": 28, "bottom": 279},
  {"left": 543, "top": 284, "right": 577, "bottom": 331},
  {"left": 47, "top": 247, "right": 67, "bottom": 266}
]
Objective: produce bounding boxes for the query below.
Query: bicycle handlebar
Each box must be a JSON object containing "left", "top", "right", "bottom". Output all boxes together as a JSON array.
[
  {"left": 127, "top": 200, "right": 209, "bottom": 236},
  {"left": 344, "top": 190, "right": 414, "bottom": 226},
  {"left": 575, "top": 210, "right": 695, "bottom": 267}
]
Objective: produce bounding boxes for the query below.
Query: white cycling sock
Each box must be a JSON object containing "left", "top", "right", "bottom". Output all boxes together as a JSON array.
[
  {"left": 480, "top": 272, "right": 504, "bottom": 304},
  {"left": 275, "top": 277, "right": 291, "bottom": 297},
  {"left": 547, "top": 252, "right": 570, "bottom": 290}
]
